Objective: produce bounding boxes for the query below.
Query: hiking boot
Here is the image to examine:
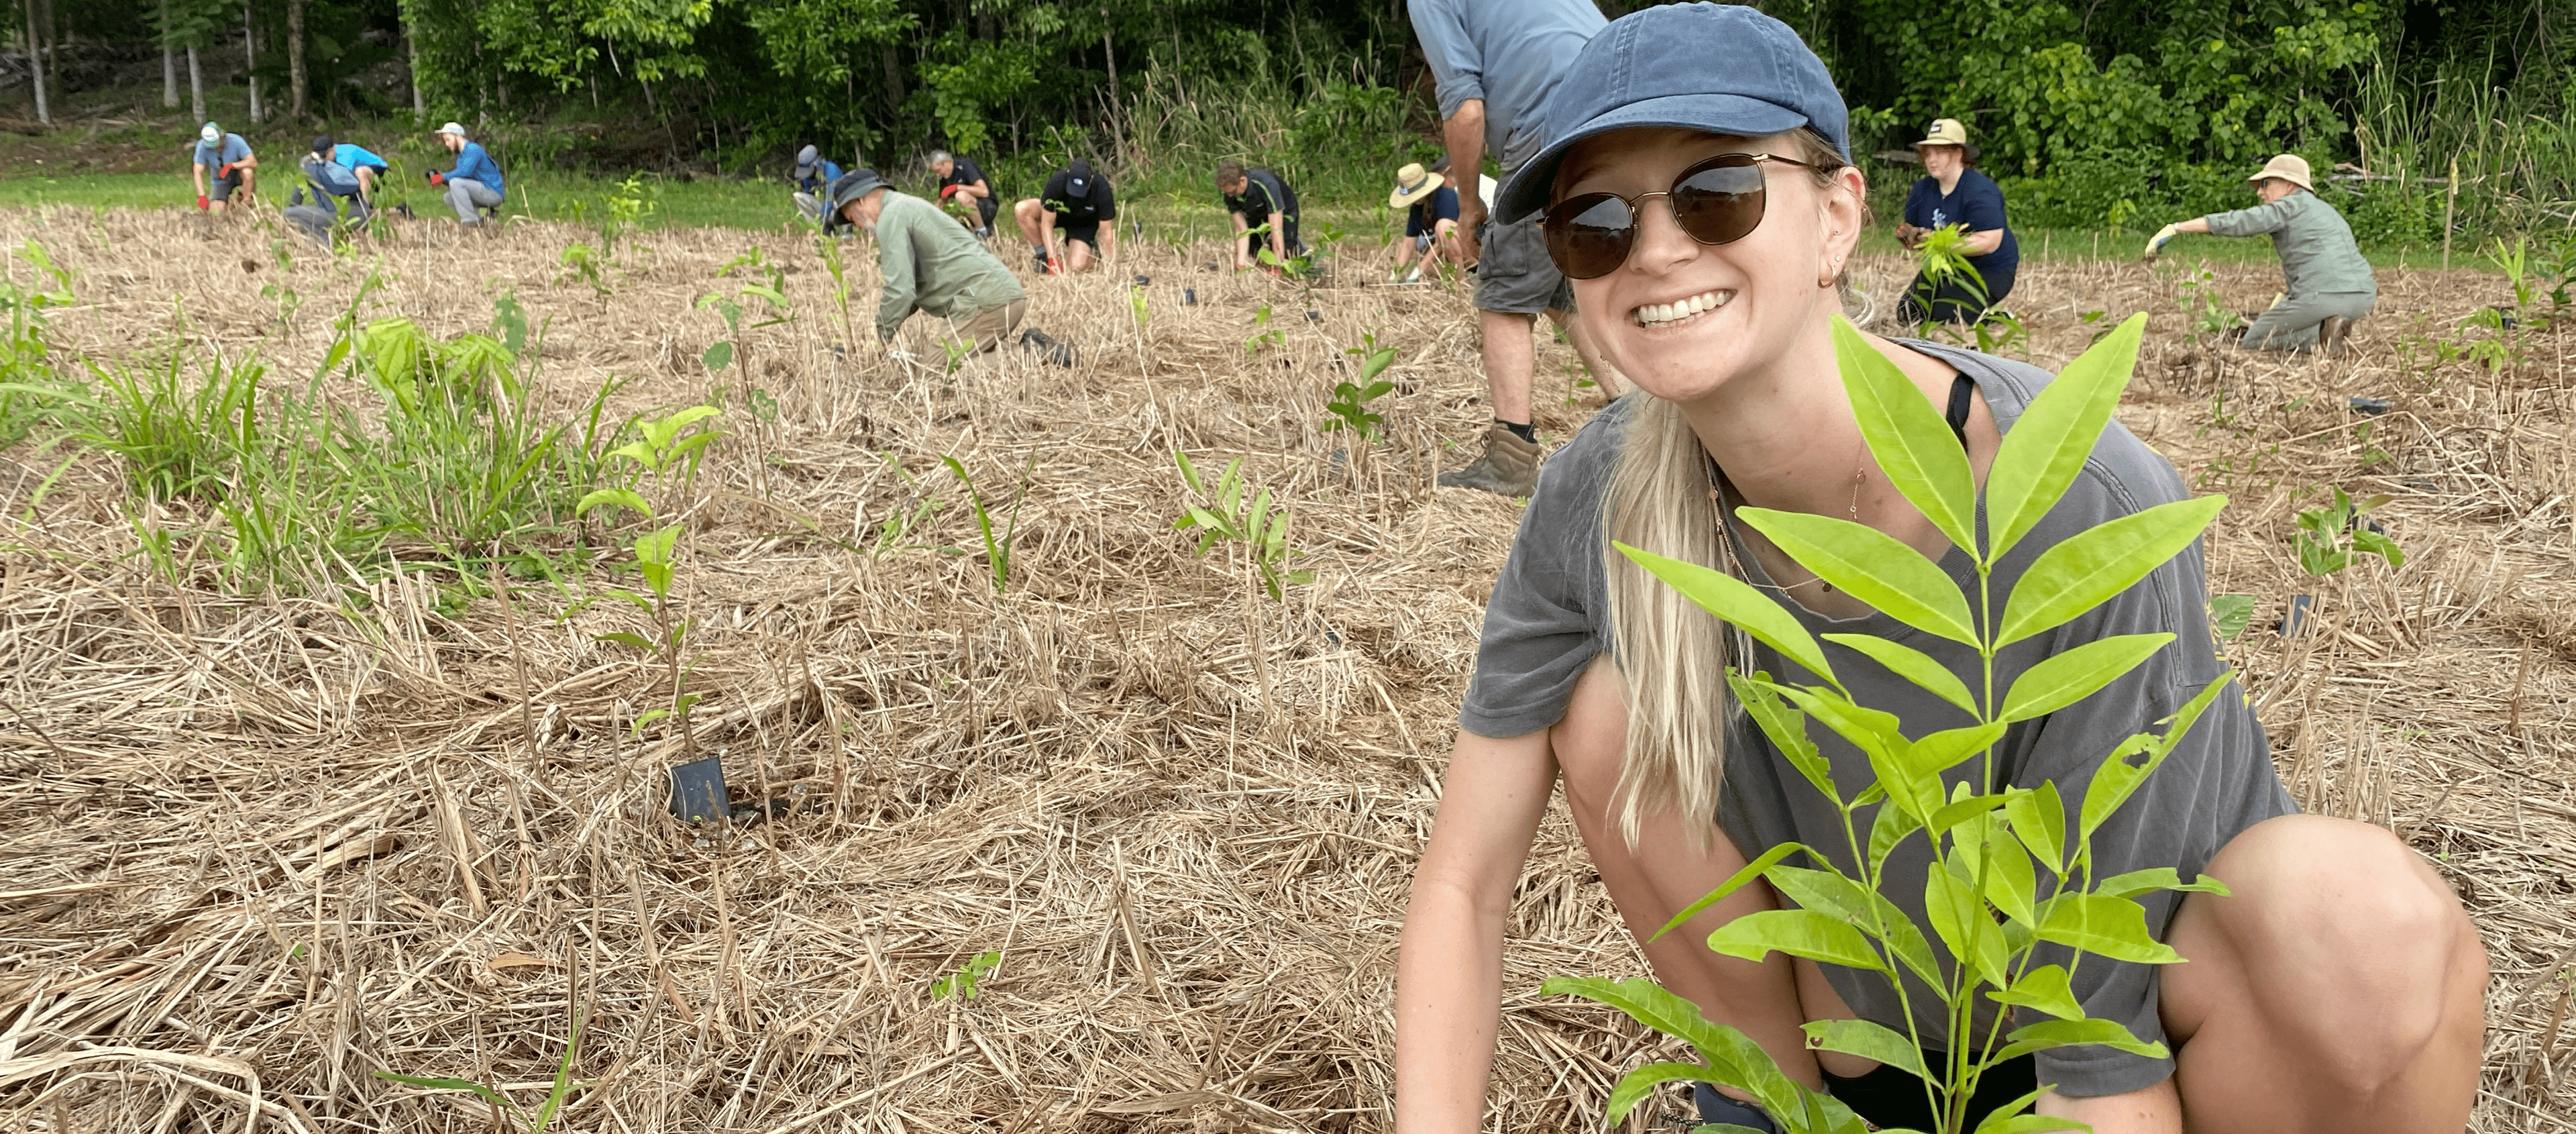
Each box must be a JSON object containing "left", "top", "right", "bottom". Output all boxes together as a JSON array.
[
  {"left": 1018, "top": 327, "right": 1075, "bottom": 366},
  {"left": 1032, "top": 248, "right": 1053, "bottom": 273},
  {"left": 2316, "top": 315, "right": 2351, "bottom": 357},
  {"left": 1438, "top": 424, "right": 1542, "bottom": 497}
]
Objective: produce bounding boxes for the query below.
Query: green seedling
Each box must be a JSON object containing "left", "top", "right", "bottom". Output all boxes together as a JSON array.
[
  {"left": 937, "top": 454, "right": 1035, "bottom": 595},
  {"left": 869, "top": 452, "right": 949, "bottom": 560},
  {"left": 2174, "top": 264, "right": 2235, "bottom": 342},
  {"left": 1551, "top": 312, "right": 2241, "bottom": 1134},
  {"left": 2294, "top": 487, "right": 2404, "bottom": 576},
  {"left": 375, "top": 1006, "right": 590, "bottom": 1134},
  {"left": 1243, "top": 303, "right": 1284, "bottom": 356},
  {"left": 814, "top": 233, "right": 858, "bottom": 346},
  {"left": 1325, "top": 336, "right": 1397, "bottom": 442},
  {"left": 1173, "top": 450, "right": 1311, "bottom": 601},
  {"left": 2490, "top": 235, "right": 2536, "bottom": 312},
  {"left": 2207, "top": 593, "right": 2257, "bottom": 641},
  {"left": 558, "top": 242, "right": 608, "bottom": 295},
  {"left": 932, "top": 951, "right": 1000, "bottom": 1002},
  {"left": 578, "top": 406, "right": 724, "bottom": 755},
  {"left": 1130, "top": 284, "right": 1150, "bottom": 329},
  {"left": 13, "top": 239, "right": 74, "bottom": 306}
]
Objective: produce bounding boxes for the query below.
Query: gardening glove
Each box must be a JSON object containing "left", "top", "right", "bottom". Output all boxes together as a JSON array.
[
  {"left": 196, "top": 194, "right": 209, "bottom": 211},
  {"left": 428, "top": 171, "right": 446, "bottom": 186},
  {"left": 2143, "top": 223, "right": 2180, "bottom": 260}
]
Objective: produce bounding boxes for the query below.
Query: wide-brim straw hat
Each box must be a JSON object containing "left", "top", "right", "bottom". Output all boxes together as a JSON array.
[
  {"left": 1389, "top": 163, "right": 1445, "bottom": 209},
  {"left": 2248, "top": 153, "right": 2314, "bottom": 191}
]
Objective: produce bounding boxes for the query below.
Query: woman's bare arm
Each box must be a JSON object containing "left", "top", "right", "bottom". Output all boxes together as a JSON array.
[{"left": 1395, "top": 729, "right": 1557, "bottom": 1133}]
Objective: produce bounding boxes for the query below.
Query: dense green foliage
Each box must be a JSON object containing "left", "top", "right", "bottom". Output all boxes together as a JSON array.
[{"left": 3, "top": 1, "right": 2569, "bottom": 237}]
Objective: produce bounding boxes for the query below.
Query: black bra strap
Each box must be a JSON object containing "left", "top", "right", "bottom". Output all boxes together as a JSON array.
[{"left": 1944, "top": 373, "right": 1974, "bottom": 448}]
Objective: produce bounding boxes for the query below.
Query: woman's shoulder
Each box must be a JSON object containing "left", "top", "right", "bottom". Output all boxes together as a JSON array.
[{"left": 1527, "top": 397, "right": 1638, "bottom": 524}]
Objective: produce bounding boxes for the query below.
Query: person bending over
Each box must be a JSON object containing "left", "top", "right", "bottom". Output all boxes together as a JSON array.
[
  {"left": 1388, "top": 160, "right": 1459, "bottom": 282},
  {"left": 929, "top": 150, "right": 998, "bottom": 238},
  {"left": 428, "top": 122, "right": 506, "bottom": 231},
  {"left": 1013, "top": 158, "right": 1118, "bottom": 274},
  {"left": 189, "top": 122, "right": 258, "bottom": 217},
  {"left": 2147, "top": 155, "right": 2375, "bottom": 354},
  {"left": 310, "top": 134, "right": 389, "bottom": 209},
  {"left": 791, "top": 144, "right": 845, "bottom": 223},
  {"left": 1397, "top": 7, "right": 2483, "bottom": 1134},
  {"left": 824, "top": 169, "right": 1063, "bottom": 362},
  {"left": 1892, "top": 117, "right": 2018, "bottom": 326},
  {"left": 1218, "top": 162, "right": 1303, "bottom": 272}
]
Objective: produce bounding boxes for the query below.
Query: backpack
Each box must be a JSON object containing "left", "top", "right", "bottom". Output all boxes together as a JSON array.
[{"left": 305, "top": 156, "right": 362, "bottom": 199}]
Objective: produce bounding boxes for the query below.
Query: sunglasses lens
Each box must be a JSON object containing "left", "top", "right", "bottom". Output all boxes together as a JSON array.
[
  {"left": 1672, "top": 157, "right": 1768, "bottom": 246},
  {"left": 1544, "top": 193, "right": 1635, "bottom": 280}
]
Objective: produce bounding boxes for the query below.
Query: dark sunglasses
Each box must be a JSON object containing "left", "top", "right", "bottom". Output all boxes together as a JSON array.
[{"left": 1542, "top": 152, "right": 1815, "bottom": 280}]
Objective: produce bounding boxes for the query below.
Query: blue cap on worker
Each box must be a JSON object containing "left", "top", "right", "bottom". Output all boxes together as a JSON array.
[{"left": 1495, "top": 2, "right": 1848, "bottom": 224}]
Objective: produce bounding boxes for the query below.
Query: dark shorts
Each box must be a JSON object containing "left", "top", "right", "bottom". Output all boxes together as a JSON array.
[
  {"left": 1057, "top": 217, "right": 1101, "bottom": 249},
  {"left": 1242, "top": 214, "right": 1303, "bottom": 261},
  {"left": 1474, "top": 207, "right": 1573, "bottom": 315},
  {"left": 205, "top": 165, "right": 244, "bottom": 201}
]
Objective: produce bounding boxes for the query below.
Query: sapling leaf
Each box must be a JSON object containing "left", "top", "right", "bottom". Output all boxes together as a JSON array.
[
  {"left": 2003, "top": 782, "right": 2069, "bottom": 876},
  {"left": 1989, "top": 963, "right": 2085, "bottom": 1020},
  {"left": 2035, "top": 893, "right": 2180, "bottom": 964},
  {"left": 1617, "top": 543, "right": 1838, "bottom": 685},
  {"left": 576, "top": 488, "right": 653, "bottom": 519},
  {"left": 2092, "top": 868, "right": 2231, "bottom": 900},
  {"left": 1766, "top": 866, "right": 1870, "bottom": 921},
  {"left": 1737, "top": 507, "right": 1977, "bottom": 645},
  {"left": 370, "top": 1072, "right": 531, "bottom": 1123},
  {"left": 700, "top": 341, "right": 733, "bottom": 374},
  {"left": 1998, "top": 632, "right": 2174, "bottom": 721},
  {"left": 1979, "top": 819, "right": 2039, "bottom": 926},
  {"left": 1906, "top": 721, "right": 2008, "bottom": 780},
  {"left": 1541, "top": 976, "right": 1811, "bottom": 1120},
  {"left": 1832, "top": 314, "right": 1978, "bottom": 556},
  {"left": 1801, "top": 1019, "right": 1931, "bottom": 1082},
  {"left": 1729, "top": 672, "right": 1834, "bottom": 799},
  {"left": 1776, "top": 684, "right": 1933, "bottom": 820},
  {"left": 2206, "top": 593, "right": 2257, "bottom": 640},
  {"left": 1925, "top": 860, "right": 2010, "bottom": 988},
  {"left": 1822, "top": 633, "right": 1977, "bottom": 715},
  {"left": 1998, "top": 496, "right": 2228, "bottom": 646},
  {"left": 594, "top": 631, "right": 656, "bottom": 651},
  {"left": 1705, "top": 909, "right": 1888, "bottom": 972},
  {"left": 2079, "top": 671, "right": 2235, "bottom": 842},
  {"left": 1991, "top": 1017, "right": 2169, "bottom": 1064},
  {"left": 1648, "top": 841, "right": 1806, "bottom": 943},
  {"left": 1927, "top": 792, "right": 2008, "bottom": 835},
  {"left": 1173, "top": 450, "right": 1205, "bottom": 495},
  {"left": 1868, "top": 799, "right": 1923, "bottom": 878},
  {"left": 1602, "top": 1062, "right": 1725, "bottom": 1127},
  {"left": 1866, "top": 891, "right": 1945, "bottom": 987},
  {"left": 1986, "top": 313, "right": 2146, "bottom": 560}
]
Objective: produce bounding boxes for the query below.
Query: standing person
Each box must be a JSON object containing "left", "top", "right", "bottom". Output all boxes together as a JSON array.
[
  {"left": 189, "top": 122, "right": 258, "bottom": 217},
  {"left": 792, "top": 144, "right": 845, "bottom": 222},
  {"left": 1011, "top": 158, "right": 1118, "bottom": 274},
  {"left": 2147, "top": 155, "right": 2376, "bottom": 354},
  {"left": 1411, "top": 0, "right": 1621, "bottom": 497},
  {"left": 929, "top": 150, "right": 998, "bottom": 238},
  {"left": 1892, "top": 117, "right": 2018, "bottom": 325},
  {"left": 428, "top": 122, "right": 506, "bottom": 231},
  {"left": 1218, "top": 162, "right": 1302, "bottom": 271},
  {"left": 1389, "top": 160, "right": 1460, "bottom": 282},
  {"left": 823, "top": 170, "right": 1067, "bottom": 363},
  {"left": 311, "top": 134, "right": 390, "bottom": 207},
  {"left": 1397, "top": 6, "right": 2483, "bottom": 1134}
]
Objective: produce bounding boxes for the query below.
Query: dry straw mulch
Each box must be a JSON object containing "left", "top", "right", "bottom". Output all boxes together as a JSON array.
[{"left": 0, "top": 205, "right": 2568, "bottom": 1133}]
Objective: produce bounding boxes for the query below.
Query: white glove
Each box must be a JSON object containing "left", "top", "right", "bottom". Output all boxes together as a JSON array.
[{"left": 2144, "top": 223, "right": 2181, "bottom": 259}]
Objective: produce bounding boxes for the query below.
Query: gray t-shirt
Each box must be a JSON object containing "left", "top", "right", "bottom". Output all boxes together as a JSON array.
[
  {"left": 1460, "top": 342, "right": 2296, "bottom": 1099},
  {"left": 1407, "top": 0, "right": 1605, "bottom": 172},
  {"left": 2204, "top": 191, "right": 2377, "bottom": 299}
]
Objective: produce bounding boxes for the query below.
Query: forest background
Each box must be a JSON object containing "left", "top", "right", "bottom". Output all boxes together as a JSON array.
[{"left": 0, "top": 0, "right": 2570, "bottom": 248}]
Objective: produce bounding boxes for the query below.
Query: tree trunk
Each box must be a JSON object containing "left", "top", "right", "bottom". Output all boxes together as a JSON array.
[
  {"left": 406, "top": 20, "right": 423, "bottom": 115},
  {"left": 286, "top": 0, "right": 307, "bottom": 121},
  {"left": 21, "top": 0, "right": 46, "bottom": 125},
  {"left": 879, "top": 46, "right": 904, "bottom": 110},
  {"left": 1103, "top": 20, "right": 1118, "bottom": 109},
  {"left": 186, "top": 44, "right": 203, "bottom": 123},
  {"left": 160, "top": 1, "right": 177, "bottom": 109},
  {"left": 244, "top": 6, "right": 260, "bottom": 123}
]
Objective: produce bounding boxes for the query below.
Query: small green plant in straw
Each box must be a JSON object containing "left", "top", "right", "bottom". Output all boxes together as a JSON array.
[
  {"left": 1324, "top": 333, "right": 1397, "bottom": 442},
  {"left": 936, "top": 454, "right": 1036, "bottom": 595},
  {"left": 1173, "top": 451, "right": 1311, "bottom": 601},
  {"left": 375, "top": 1006, "right": 591, "bottom": 1134},
  {"left": 2293, "top": 488, "right": 2403, "bottom": 576},
  {"left": 578, "top": 407, "right": 724, "bottom": 756},
  {"left": 932, "top": 951, "right": 1001, "bottom": 1002},
  {"left": 1244, "top": 303, "right": 1285, "bottom": 356},
  {"left": 1547, "top": 312, "right": 2238, "bottom": 1134}
]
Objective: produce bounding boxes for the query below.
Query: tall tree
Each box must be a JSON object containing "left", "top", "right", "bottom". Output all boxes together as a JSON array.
[
  {"left": 161, "top": 2, "right": 178, "bottom": 108},
  {"left": 286, "top": 0, "right": 307, "bottom": 119},
  {"left": 187, "top": 44, "right": 203, "bottom": 122},
  {"left": 244, "top": 5, "right": 261, "bottom": 122},
  {"left": 20, "top": 0, "right": 46, "bottom": 125}
]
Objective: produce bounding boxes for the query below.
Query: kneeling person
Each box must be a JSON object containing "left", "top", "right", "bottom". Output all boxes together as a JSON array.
[
  {"left": 791, "top": 145, "right": 845, "bottom": 223},
  {"left": 826, "top": 170, "right": 1063, "bottom": 362},
  {"left": 2147, "top": 154, "right": 2375, "bottom": 353},
  {"left": 1014, "top": 159, "right": 1117, "bottom": 274},
  {"left": 190, "top": 122, "right": 258, "bottom": 216}
]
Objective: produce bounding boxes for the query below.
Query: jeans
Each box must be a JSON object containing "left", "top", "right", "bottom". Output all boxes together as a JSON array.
[{"left": 445, "top": 178, "right": 504, "bottom": 223}]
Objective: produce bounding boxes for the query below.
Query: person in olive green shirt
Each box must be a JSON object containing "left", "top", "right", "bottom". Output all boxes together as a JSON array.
[
  {"left": 2146, "top": 154, "right": 2376, "bottom": 352},
  {"left": 824, "top": 169, "right": 1044, "bottom": 357}
]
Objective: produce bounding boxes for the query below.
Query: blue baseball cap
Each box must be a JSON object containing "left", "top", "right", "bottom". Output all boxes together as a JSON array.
[{"left": 1496, "top": 3, "right": 1849, "bottom": 224}]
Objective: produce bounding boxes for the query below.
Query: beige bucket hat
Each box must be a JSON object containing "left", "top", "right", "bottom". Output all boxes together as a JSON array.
[
  {"left": 1389, "top": 162, "right": 1446, "bottom": 209},
  {"left": 2248, "top": 153, "right": 2314, "bottom": 191},
  {"left": 1911, "top": 118, "right": 1970, "bottom": 149}
]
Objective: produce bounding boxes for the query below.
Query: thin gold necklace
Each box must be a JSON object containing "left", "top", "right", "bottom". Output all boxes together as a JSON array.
[{"left": 1705, "top": 440, "right": 1865, "bottom": 595}]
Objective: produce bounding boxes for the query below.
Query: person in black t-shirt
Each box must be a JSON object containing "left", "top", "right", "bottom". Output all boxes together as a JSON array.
[
  {"left": 1218, "top": 161, "right": 1303, "bottom": 270},
  {"left": 1389, "top": 159, "right": 1461, "bottom": 282},
  {"left": 1012, "top": 158, "right": 1119, "bottom": 273},
  {"left": 929, "top": 150, "right": 997, "bottom": 237}
]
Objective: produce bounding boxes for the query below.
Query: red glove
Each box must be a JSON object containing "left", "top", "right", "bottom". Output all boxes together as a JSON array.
[
  {"left": 197, "top": 195, "right": 209, "bottom": 211},
  {"left": 217, "top": 163, "right": 235, "bottom": 178},
  {"left": 938, "top": 184, "right": 960, "bottom": 201}
]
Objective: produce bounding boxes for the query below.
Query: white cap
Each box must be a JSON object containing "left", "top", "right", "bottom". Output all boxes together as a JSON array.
[
  {"left": 435, "top": 121, "right": 468, "bottom": 138},
  {"left": 199, "top": 122, "right": 223, "bottom": 145}
]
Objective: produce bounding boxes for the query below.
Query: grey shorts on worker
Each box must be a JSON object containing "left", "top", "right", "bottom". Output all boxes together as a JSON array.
[
  {"left": 1474, "top": 210, "right": 1575, "bottom": 315},
  {"left": 446, "top": 178, "right": 504, "bottom": 223},
  {"left": 2242, "top": 291, "right": 2374, "bottom": 352}
]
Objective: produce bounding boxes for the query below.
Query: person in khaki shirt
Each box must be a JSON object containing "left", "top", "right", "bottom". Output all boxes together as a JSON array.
[
  {"left": 825, "top": 170, "right": 1069, "bottom": 362},
  {"left": 2146, "top": 154, "right": 2377, "bottom": 353}
]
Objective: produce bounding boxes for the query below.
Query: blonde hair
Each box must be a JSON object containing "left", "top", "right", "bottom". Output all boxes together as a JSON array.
[{"left": 1601, "top": 127, "right": 1857, "bottom": 845}]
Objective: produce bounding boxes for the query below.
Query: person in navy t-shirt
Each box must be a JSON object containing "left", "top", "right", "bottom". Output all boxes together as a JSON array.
[
  {"left": 1388, "top": 159, "right": 1460, "bottom": 282},
  {"left": 1893, "top": 117, "right": 2018, "bottom": 325}
]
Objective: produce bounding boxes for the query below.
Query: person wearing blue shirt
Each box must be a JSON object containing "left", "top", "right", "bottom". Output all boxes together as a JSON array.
[
  {"left": 309, "top": 135, "right": 389, "bottom": 206},
  {"left": 791, "top": 144, "right": 845, "bottom": 222},
  {"left": 1388, "top": 160, "right": 1459, "bottom": 282},
  {"left": 428, "top": 121, "right": 506, "bottom": 229},
  {"left": 188, "top": 122, "right": 258, "bottom": 217},
  {"left": 287, "top": 135, "right": 374, "bottom": 240},
  {"left": 1894, "top": 117, "right": 2019, "bottom": 325}
]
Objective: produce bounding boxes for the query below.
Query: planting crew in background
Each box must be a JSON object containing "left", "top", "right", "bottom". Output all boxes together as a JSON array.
[
  {"left": 310, "top": 135, "right": 389, "bottom": 208},
  {"left": 1389, "top": 160, "right": 1460, "bottom": 282},
  {"left": 284, "top": 138, "right": 374, "bottom": 243},
  {"left": 2146, "top": 155, "right": 2376, "bottom": 354},
  {"left": 930, "top": 150, "right": 998, "bottom": 238},
  {"left": 1892, "top": 117, "right": 2018, "bottom": 325},
  {"left": 792, "top": 144, "right": 845, "bottom": 223},
  {"left": 1399, "top": 6, "right": 2483, "bottom": 1134},
  {"left": 824, "top": 170, "right": 1069, "bottom": 364},
  {"left": 428, "top": 123, "right": 506, "bottom": 230},
  {"left": 189, "top": 122, "right": 257, "bottom": 216},
  {"left": 1218, "top": 162, "right": 1303, "bottom": 271},
  {"left": 1014, "top": 158, "right": 1118, "bottom": 274},
  {"left": 1411, "top": 0, "right": 1623, "bottom": 498}
]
